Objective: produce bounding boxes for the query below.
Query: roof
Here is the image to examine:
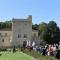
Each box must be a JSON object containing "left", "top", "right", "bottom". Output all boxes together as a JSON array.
[
  {"left": 12, "top": 15, "right": 32, "bottom": 22},
  {"left": 12, "top": 19, "right": 29, "bottom": 22}
]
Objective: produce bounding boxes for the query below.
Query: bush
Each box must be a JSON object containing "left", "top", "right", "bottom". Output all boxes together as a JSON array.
[
  {"left": 13, "top": 46, "right": 16, "bottom": 53},
  {"left": 0, "top": 48, "right": 7, "bottom": 51}
]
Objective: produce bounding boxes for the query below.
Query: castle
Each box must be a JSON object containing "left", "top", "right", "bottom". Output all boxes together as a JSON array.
[{"left": 0, "top": 15, "right": 39, "bottom": 48}]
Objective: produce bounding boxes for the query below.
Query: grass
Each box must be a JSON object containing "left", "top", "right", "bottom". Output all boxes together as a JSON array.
[
  {"left": 0, "top": 52, "right": 34, "bottom": 60},
  {"left": 0, "top": 49, "right": 59, "bottom": 60},
  {"left": 23, "top": 49, "right": 58, "bottom": 60}
]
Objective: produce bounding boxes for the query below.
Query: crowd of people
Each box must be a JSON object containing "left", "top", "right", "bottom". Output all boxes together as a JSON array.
[
  {"left": 22, "top": 41, "right": 60, "bottom": 59},
  {"left": 33, "top": 44, "right": 60, "bottom": 59}
]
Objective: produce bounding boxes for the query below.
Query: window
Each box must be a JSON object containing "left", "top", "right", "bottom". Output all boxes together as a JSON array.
[
  {"left": 0, "top": 33, "right": 2, "bottom": 37},
  {"left": 24, "top": 34, "right": 27, "bottom": 38},
  {"left": 18, "top": 34, "right": 21, "bottom": 38},
  {"left": 0, "top": 33, "right": 3, "bottom": 37},
  {"left": 5, "top": 33, "right": 7, "bottom": 37},
  {"left": 2, "top": 39, "right": 4, "bottom": 42}
]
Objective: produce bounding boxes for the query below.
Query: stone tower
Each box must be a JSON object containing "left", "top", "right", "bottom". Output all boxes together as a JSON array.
[{"left": 12, "top": 15, "right": 32, "bottom": 47}]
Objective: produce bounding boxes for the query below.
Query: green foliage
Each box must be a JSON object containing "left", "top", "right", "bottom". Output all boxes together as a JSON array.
[
  {"left": 32, "top": 24, "right": 39, "bottom": 30},
  {"left": 0, "top": 48, "right": 7, "bottom": 51},
  {"left": 48, "top": 21, "right": 57, "bottom": 32},
  {"left": 13, "top": 46, "right": 16, "bottom": 53},
  {"left": 0, "top": 21, "right": 12, "bottom": 29},
  {"left": 38, "top": 21, "right": 60, "bottom": 44},
  {"left": 38, "top": 22, "right": 47, "bottom": 36}
]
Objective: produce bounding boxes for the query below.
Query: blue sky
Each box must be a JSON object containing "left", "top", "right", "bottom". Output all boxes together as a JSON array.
[{"left": 0, "top": 0, "right": 60, "bottom": 27}]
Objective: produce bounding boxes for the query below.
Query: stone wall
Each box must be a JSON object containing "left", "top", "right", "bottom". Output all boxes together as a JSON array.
[
  {"left": 12, "top": 15, "right": 32, "bottom": 47},
  {"left": 0, "top": 31, "right": 12, "bottom": 48}
]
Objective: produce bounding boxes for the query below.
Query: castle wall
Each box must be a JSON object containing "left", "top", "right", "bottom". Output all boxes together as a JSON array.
[{"left": 12, "top": 15, "right": 32, "bottom": 47}]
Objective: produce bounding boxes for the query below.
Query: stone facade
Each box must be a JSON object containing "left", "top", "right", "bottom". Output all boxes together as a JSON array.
[
  {"left": 0, "top": 30, "right": 12, "bottom": 48},
  {"left": 12, "top": 15, "right": 32, "bottom": 47},
  {"left": 0, "top": 15, "right": 40, "bottom": 48}
]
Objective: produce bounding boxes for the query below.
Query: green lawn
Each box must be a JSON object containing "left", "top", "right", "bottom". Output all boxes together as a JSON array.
[
  {"left": 0, "top": 52, "right": 34, "bottom": 60},
  {"left": 24, "top": 50, "right": 57, "bottom": 60}
]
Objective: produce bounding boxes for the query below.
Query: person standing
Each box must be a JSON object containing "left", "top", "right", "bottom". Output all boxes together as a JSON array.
[{"left": 56, "top": 49, "right": 60, "bottom": 60}]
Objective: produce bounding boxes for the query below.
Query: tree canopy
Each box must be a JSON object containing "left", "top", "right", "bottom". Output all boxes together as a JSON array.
[
  {"left": 0, "top": 21, "right": 12, "bottom": 29},
  {"left": 38, "top": 21, "right": 60, "bottom": 44}
]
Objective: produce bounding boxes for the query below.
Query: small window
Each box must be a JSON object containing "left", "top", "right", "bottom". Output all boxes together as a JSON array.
[
  {"left": 0, "top": 33, "right": 2, "bottom": 37},
  {"left": 2, "top": 39, "right": 4, "bottom": 42},
  {"left": 18, "top": 34, "right": 21, "bottom": 38},
  {"left": 0, "top": 33, "right": 1, "bottom": 35},
  {"left": 5, "top": 33, "right": 7, "bottom": 37},
  {"left": 24, "top": 34, "right": 27, "bottom": 38}
]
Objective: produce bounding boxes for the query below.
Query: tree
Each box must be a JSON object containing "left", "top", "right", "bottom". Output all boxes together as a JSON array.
[
  {"left": 32, "top": 24, "right": 39, "bottom": 30},
  {"left": 38, "top": 22, "right": 48, "bottom": 45},
  {"left": 2, "top": 22, "right": 6, "bottom": 28},
  {"left": 0, "top": 21, "right": 12, "bottom": 29},
  {"left": 47, "top": 21, "right": 59, "bottom": 44},
  {"left": 48, "top": 21, "right": 57, "bottom": 32},
  {"left": 5, "top": 21, "right": 12, "bottom": 28},
  {"left": 39, "top": 21, "right": 60, "bottom": 44},
  {"left": 39, "top": 22, "right": 47, "bottom": 35},
  {"left": 0, "top": 22, "right": 3, "bottom": 29}
]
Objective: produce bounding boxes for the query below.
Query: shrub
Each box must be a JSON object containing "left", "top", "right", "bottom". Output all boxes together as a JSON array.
[
  {"left": 13, "top": 46, "right": 16, "bottom": 53},
  {"left": 0, "top": 48, "right": 7, "bottom": 51}
]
